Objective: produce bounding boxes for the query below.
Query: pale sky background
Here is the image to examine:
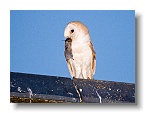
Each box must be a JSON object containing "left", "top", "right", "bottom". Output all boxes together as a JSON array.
[{"left": 10, "top": 10, "right": 135, "bottom": 83}]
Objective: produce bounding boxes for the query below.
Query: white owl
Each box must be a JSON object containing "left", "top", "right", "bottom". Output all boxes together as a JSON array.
[{"left": 64, "top": 21, "right": 96, "bottom": 79}]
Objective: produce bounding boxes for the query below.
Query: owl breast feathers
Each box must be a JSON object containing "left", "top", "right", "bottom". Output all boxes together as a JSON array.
[{"left": 64, "top": 21, "right": 96, "bottom": 79}]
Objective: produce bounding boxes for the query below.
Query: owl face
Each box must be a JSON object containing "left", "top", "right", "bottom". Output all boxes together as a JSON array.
[
  {"left": 64, "top": 21, "right": 89, "bottom": 41},
  {"left": 64, "top": 23, "right": 78, "bottom": 40}
]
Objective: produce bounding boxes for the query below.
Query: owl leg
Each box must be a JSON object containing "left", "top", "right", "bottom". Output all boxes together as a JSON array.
[
  {"left": 75, "top": 65, "right": 83, "bottom": 79},
  {"left": 82, "top": 66, "right": 88, "bottom": 79},
  {"left": 67, "top": 60, "right": 76, "bottom": 78},
  {"left": 87, "top": 67, "right": 93, "bottom": 79}
]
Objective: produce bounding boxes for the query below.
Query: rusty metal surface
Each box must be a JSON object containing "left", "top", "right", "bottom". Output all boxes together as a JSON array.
[
  {"left": 10, "top": 72, "right": 79, "bottom": 103},
  {"left": 73, "top": 78, "right": 135, "bottom": 103},
  {"left": 10, "top": 72, "right": 135, "bottom": 103}
]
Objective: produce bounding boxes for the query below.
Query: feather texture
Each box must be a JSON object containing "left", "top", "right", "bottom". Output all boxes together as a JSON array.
[{"left": 64, "top": 21, "right": 96, "bottom": 79}]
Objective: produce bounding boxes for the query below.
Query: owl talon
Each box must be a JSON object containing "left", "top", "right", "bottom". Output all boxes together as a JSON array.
[{"left": 73, "top": 76, "right": 76, "bottom": 79}]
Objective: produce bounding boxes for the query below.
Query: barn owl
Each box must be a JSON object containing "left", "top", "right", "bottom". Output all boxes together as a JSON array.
[{"left": 64, "top": 21, "right": 96, "bottom": 79}]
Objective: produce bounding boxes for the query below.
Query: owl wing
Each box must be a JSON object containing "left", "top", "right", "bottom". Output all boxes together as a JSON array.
[
  {"left": 88, "top": 41, "right": 96, "bottom": 76},
  {"left": 65, "top": 59, "right": 74, "bottom": 77}
]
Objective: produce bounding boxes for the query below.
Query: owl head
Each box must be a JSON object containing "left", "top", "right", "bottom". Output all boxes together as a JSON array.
[{"left": 64, "top": 21, "right": 89, "bottom": 41}]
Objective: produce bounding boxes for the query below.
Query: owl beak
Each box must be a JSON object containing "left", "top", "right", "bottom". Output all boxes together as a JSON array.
[{"left": 66, "top": 36, "right": 71, "bottom": 39}]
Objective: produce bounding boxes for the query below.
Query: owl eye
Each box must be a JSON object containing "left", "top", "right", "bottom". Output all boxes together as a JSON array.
[{"left": 70, "top": 29, "right": 74, "bottom": 34}]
